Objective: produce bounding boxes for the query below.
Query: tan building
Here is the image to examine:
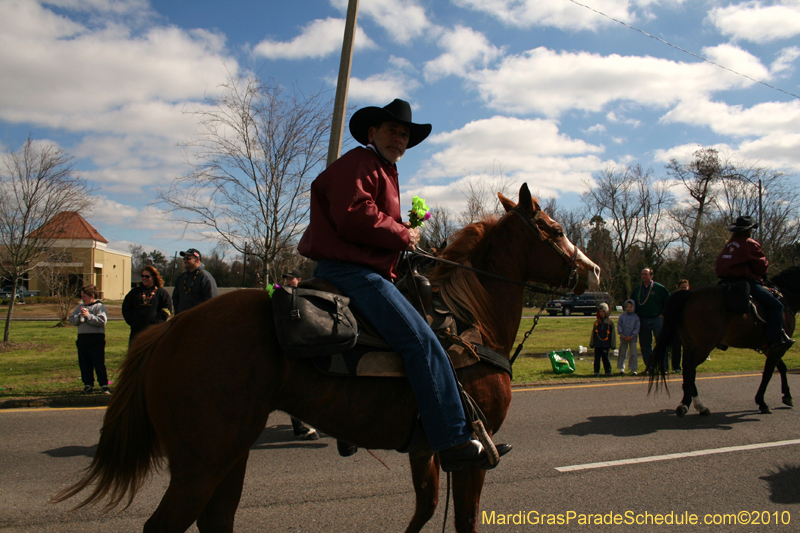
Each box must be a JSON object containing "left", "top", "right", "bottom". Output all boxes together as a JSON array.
[{"left": 27, "top": 212, "right": 131, "bottom": 300}]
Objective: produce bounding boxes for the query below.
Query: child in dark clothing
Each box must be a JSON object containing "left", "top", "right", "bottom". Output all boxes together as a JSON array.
[{"left": 589, "top": 302, "right": 616, "bottom": 376}]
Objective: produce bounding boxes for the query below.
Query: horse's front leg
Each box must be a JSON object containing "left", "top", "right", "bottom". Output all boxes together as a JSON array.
[
  {"left": 451, "top": 465, "right": 487, "bottom": 533},
  {"left": 405, "top": 449, "right": 440, "bottom": 533},
  {"left": 777, "top": 358, "right": 793, "bottom": 407},
  {"left": 756, "top": 355, "right": 781, "bottom": 414}
]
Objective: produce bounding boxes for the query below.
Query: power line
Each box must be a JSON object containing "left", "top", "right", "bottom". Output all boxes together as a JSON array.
[{"left": 568, "top": 0, "right": 800, "bottom": 100}]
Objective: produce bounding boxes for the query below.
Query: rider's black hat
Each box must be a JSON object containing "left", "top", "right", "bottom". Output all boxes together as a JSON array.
[
  {"left": 349, "top": 99, "right": 432, "bottom": 149},
  {"left": 727, "top": 215, "right": 758, "bottom": 232}
]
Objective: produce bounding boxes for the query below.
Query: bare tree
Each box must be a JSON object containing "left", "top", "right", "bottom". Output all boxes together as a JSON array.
[
  {"left": 639, "top": 177, "right": 675, "bottom": 272},
  {"left": 666, "top": 147, "right": 730, "bottom": 275},
  {"left": 36, "top": 247, "right": 80, "bottom": 325},
  {"left": 457, "top": 168, "right": 515, "bottom": 225},
  {"left": 0, "top": 138, "right": 91, "bottom": 341},
  {"left": 128, "top": 244, "right": 148, "bottom": 277},
  {"left": 420, "top": 206, "right": 458, "bottom": 249},
  {"left": 581, "top": 164, "right": 674, "bottom": 297},
  {"left": 157, "top": 73, "right": 332, "bottom": 286}
]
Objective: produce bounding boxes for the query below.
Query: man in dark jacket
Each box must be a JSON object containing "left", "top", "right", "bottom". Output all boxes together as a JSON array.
[
  {"left": 297, "top": 99, "right": 505, "bottom": 472},
  {"left": 173, "top": 248, "right": 218, "bottom": 314},
  {"left": 716, "top": 215, "right": 793, "bottom": 355}
]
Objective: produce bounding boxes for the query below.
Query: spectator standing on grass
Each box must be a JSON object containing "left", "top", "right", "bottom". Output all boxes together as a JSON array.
[
  {"left": 173, "top": 248, "right": 218, "bottom": 314},
  {"left": 123, "top": 265, "right": 173, "bottom": 345},
  {"left": 68, "top": 285, "right": 110, "bottom": 395},
  {"left": 280, "top": 269, "right": 320, "bottom": 441},
  {"left": 630, "top": 268, "right": 670, "bottom": 373},
  {"left": 616, "top": 299, "right": 640, "bottom": 375},
  {"left": 589, "top": 303, "right": 616, "bottom": 377}
]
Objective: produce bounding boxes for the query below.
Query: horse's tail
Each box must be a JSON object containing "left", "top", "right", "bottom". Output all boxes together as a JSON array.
[
  {"left": 52, "top": 324, "right": 167, "bottom": 511},
  {"left": 648, "top": 290, "right": 693, "bottom": 395}
]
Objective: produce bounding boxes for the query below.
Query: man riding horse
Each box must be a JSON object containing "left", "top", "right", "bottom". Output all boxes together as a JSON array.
[
  {"left": 716, "top": 215, "right": 794, "bottom": 356},
  {"left": 297, "top": 99, "right": 506, "bottom": 472}
]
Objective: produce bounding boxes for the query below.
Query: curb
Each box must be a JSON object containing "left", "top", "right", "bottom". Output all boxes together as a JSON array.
[{"left": 0, "top": 395, "right": 111, "bottom": 409}]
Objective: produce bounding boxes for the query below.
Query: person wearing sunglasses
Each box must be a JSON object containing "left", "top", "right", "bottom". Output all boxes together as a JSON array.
[{"left": 122, "top": 264, "right": 173, "bottom": 345}]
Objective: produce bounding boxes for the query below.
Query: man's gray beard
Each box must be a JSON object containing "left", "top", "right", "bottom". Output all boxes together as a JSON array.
[{"left": 375, "top": 145, "right": 403, "bottom": 164}]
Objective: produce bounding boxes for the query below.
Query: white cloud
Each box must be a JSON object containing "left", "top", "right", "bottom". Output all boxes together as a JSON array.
[
  {"left": 452, "top": 0, "right": 636, "bottom": 31},
  {"left": 423, "top": 26, "right": 502, "bottom": 81},
  {"left": 252, "top": 17, "right": 376, "bottom": 60},
  {"left": 0, "top": 3, "right": 236, "bottom": 122},
  {"left": 661, "top": 98, "right": 800, "bottom": 138},
  {"left": 345, "top": 71, "right": 421, "bottom": 104},
  {"left": 418, "top": 116, "right": 607, "bottom": 197},
  {"left": 660, "top": 98, "right": 800, "bottom": 170},
  {"left": 44, "top": 0, "right": 151, "bottom": 15},
  {"left": 771, "top": 46, "right": 800, "bottom": 76},
  {"left": 468, "top": 47, "right": 762, "bottom": 117},
  {"left": 329, "top": 0, "right": 434, "bottom": 44},
  {"left": 708, "top": 1, "right": 800, "bottom": 44}
]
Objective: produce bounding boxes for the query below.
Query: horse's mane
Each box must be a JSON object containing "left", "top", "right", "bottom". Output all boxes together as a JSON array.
[{"left": 428, "top": 216, "right": 504, "bottom": 350}]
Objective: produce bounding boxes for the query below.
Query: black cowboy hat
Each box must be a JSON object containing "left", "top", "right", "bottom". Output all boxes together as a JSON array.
[
  {"left": 282, "top": 269, "right": 301, "bottom": 279},
  {"left": 349, "top": 99, "right": 432, "bottom": 149},
  {"left": 727, "top": 215, "right": 759, "bottom": 232}
]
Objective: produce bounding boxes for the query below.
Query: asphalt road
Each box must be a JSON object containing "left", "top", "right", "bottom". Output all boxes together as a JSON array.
[{"left": 2, "top": 373, "right": 800, "bottom": 532}]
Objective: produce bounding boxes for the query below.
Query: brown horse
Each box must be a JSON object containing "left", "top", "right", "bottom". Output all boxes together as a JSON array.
[
  {"left": 54, "top": 183, "right": 600, "bottom": 533},
  {"left": 649, "top": 266, "right": 800, "bottom": 417}
]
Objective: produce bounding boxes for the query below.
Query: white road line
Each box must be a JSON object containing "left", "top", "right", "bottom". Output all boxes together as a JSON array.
[{"left": 556, "top": 439, "right": 800, "bottom": 472}]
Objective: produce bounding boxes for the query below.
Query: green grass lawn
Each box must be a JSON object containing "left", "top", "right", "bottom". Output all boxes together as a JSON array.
[
  {"left": 0, "top": 321, "right": 129, "bottom": 399},
  {"left": 1, "top": 312, "right": 798, "bottom": 400}
]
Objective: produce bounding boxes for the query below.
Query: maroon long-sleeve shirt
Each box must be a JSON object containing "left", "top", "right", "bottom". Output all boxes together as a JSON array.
[
  {"left": 298, "top": 147, "right": 410, "bottom": 279},
  {"left": 715, "top": 234, "right": 769, "bottom": 281}
]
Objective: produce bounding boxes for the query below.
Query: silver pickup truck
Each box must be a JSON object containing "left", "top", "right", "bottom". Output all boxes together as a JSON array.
[{"left": 0, "top": 285, "right": 39, "bottom": 301}]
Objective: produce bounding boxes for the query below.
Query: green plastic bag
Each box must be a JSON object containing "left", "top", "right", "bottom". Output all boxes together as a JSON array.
[{"left": 548, "top": 349, "right": 576, "bottom": 374}]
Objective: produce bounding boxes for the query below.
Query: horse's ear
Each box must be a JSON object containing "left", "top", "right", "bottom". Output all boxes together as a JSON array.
[
  {"left": 499, "top": 192, "right": 516, "bottom": 212},
  {"left": 517, "top": 183, "right": 534, "bottom": 215}
]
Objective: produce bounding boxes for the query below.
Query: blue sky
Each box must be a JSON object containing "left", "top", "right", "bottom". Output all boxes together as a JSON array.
[{"left": 1, "top": 0, "right": 799, "bottom": 257}]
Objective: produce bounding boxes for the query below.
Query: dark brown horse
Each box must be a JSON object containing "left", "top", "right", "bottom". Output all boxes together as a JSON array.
[
  {"left": 54, "top": 183, "right": 600, "bottom": 533},
  {"left": 649, "top": 266, "right": 800, "bottom": 417}
]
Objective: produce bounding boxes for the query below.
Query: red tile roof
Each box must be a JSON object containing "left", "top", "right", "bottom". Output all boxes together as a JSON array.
[{"left": 27, "top": 212, "right": 108, "bottom": 243}]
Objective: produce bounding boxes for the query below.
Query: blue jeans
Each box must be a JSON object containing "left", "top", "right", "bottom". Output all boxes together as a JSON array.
[
  {"left": 314, "top": 259, "right": 472, "bottom": 452},
  {"left": 749, "top": 280, "right": 784, "bottom": 344},
  {"left": 639, "top": 316, "right": 663, "bottom": 369}
]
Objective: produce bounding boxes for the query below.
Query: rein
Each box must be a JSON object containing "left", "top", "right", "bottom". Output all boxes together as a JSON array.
[{"left": 411, "top": 247, "right": 568, "bottom": 297}]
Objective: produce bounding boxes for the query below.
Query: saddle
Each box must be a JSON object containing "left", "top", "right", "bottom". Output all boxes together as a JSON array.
[
  {"left": 720, "top": 280, "right": 783, "bottom": 323},
  {"left": 291, "top": 275, "right": 511, "bottom": 379}
]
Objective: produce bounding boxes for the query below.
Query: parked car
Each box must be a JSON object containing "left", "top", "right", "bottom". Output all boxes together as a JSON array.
[
  {"left": 0, "top": 285, "right": 39, "bottom": 301},
  {"left": 544, "top": 292, "right": 613, "bottom": 316}
]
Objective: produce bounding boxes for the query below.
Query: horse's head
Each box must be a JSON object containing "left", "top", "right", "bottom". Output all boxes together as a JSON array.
[{"left": 498, "top": 183, "right": 600, "bottom": 294}]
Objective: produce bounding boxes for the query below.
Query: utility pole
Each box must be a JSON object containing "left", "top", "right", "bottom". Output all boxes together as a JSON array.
[
  {"left": 326, "top": 0, "right": 359, "bottom": 168},
  {"left": 242, "top": 243, "right": 247, "bottom": 287}
]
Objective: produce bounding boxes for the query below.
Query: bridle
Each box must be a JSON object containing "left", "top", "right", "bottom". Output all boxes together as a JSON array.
[
  {"left": 409, "top": 204, "right": 583, "bottom": 297},
  {"left": 509, "top": 205, "right": 581, "bottom": 294}
]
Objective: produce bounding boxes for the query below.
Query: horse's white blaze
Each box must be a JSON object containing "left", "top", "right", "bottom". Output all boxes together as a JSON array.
[{"left": 576, "top": 249, "right": 601, "bottom": 289}]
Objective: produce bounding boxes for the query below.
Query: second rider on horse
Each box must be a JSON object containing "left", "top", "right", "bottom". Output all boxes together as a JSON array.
[
  {"left": 298, "top": 99, "right": 505, "bottom": 472},
  {"left": 716, "top": 215, "right": 794, "bottom": 356}
]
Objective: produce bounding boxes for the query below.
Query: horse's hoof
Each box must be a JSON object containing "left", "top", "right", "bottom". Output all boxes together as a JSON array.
[
  {"left": 783, "top": 396, "right": 793, "bottom": 407},
  {"left": 760, "top": 404, "right": 773, "bottom": 414},
  {"left": 698, "top": 408, "right": 711, "bottom": 416},
  {"left": 676, "top": 405, "right": 688, "bottom": 418}
]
